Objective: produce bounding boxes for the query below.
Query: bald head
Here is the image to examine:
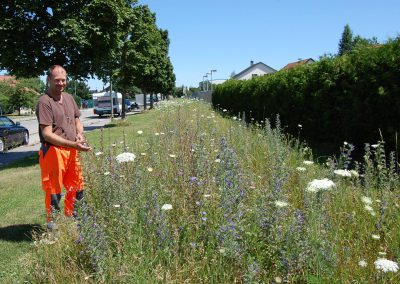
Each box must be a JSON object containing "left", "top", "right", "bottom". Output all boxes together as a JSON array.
[{"left": 47, "top": 65, "right": 67, "bottom": 96}]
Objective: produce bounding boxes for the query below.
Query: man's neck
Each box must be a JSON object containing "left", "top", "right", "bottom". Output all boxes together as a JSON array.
[{"left": 48, "top": 90, "right": 62, "bottom": 101}]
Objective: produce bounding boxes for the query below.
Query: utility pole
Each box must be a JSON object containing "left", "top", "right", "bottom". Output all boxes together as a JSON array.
[{"left": 110, "top": 75, "right": 114, "bottom": 120}]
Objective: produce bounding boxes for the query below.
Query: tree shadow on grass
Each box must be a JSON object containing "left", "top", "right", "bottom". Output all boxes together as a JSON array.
[
  {"left": 0, "top": 224, "right": 44, "bottom": 242},
  {"left": 0, "top": 151, "right": 38, "bottom": 169}
]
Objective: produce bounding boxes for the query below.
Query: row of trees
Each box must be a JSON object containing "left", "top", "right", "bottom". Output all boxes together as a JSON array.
[{"left": 0, "top": 0, "right": 175, "bottom": 117}]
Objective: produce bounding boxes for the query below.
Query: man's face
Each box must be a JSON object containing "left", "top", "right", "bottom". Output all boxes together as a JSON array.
[{"left": 47, "top": 67, "right": 67, "bottom": 94}]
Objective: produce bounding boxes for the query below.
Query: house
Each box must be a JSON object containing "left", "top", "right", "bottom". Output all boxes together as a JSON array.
[
  {"left": 281, "top": 58, "right": 315, "bottom": 70},
  {"left": 233, "top": 61, "right": 277, "bottom": 80},
  {"left": 0, "top": 75, "right": 17, "bottom": 86}
]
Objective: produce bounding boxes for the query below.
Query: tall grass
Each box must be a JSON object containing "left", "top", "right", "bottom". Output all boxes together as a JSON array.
[{"left": 28, "top": 99, "right": 400, "bottom": 283}]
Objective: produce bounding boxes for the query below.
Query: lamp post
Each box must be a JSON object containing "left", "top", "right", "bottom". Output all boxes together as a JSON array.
[
  {"left": 202, "top": 75, "right": 207, "bottom": 91},
  {"left": 206, "top": 73, "right": 211, "bottom": 91},
  {"left": 210, "top": 69, "right": 217, "bottom": 91}
]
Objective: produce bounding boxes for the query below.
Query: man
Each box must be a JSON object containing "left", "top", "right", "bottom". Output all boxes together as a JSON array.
[{"left": 36, "top": 65, "right": 91, "bottom": 229}]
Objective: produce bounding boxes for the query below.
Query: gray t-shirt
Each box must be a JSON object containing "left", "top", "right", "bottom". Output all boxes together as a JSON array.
[{"left": 36, "top": 92, "right": 81, "bottom": 144}]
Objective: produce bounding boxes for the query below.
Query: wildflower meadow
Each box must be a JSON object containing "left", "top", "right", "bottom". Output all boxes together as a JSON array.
[{"left": 28, "top": 99, "right": 400, "bottom": 283}]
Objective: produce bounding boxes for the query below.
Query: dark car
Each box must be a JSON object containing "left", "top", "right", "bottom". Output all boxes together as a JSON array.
[
  {"left": 0, "top": 116, "right": 29, "bottom": 152},
  {"left": 125, "top": 99, "right": 139, "bottom": 112}
]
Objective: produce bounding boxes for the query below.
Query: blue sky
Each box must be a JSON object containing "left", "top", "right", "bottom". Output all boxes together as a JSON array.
[
  {"left": 2, "top": 1, "right": 399, "bottom": 90},
  {"left": 129, "top": 0, "right": 399, "bottom": 89}
]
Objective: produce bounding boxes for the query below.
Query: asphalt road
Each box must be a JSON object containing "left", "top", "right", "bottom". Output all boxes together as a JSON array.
[{"left": 0, "top": 108, "right": 140, "bottom": 168}]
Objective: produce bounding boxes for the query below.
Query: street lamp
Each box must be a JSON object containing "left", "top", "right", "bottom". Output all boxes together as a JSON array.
[
  {"left": 202, "top": 75, "right": 207, "bottom": 91},
  {"left": 206, "top": 73, "right": 211, "bottom": 91},
  {"left": 210, "top": 69, "right": 217, "bottom": 91}
]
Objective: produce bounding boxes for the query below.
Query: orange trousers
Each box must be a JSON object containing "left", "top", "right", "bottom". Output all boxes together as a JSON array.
[{"left": 39, "top": 143, "right": 84, "bottom": 222}]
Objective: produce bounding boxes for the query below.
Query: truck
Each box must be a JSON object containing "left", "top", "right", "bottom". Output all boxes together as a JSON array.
[{"left": 92, "top": 91, "right": 123, "bottom": 117}]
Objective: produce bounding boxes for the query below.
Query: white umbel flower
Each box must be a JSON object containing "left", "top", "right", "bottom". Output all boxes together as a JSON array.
[
  {"left": 374, "top": 258, "right": 399, "bottom": 272},
  {"left": 306, "top": 178, "right": 335, "bottom": 193},
  {"left": 116, "top": 152, "right": 136, "bottom": 163},
  {"left": 161, "top": 204, "right": 173, "bottom": 211},
  {"left": 361, "top": 196, "right": 373, "bottom": 205},
  {"left": 274, "top": 201, "right": 288, "bottom": 208},
  {"left": 334, "top": 169, "right": 352, "bottom": 177},
  {"left": 95, "top": 152, "right": 103, "bottom": 156},
  {"left": 303, "top": 160, "right": 314, "bottom": 165},
  {"left": 296, "top": 167, "right": 306, "bottom": 172},
  {"left": 358, "top": 260, "right": 368, "bottom": 267}
]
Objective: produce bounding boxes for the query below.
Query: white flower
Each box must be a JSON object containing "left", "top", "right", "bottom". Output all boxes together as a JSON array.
[
  {"left": 361, "top": 196, "right": 373, "bottom": 205},
  {"left": 298, "top": 124, "right": 302, "bottom": 128},
  {"left": 303, "top": 160, "right": 314, "bottom": 165},
  {"left": 233, "top": 116, "right": 237, "bottom": 120},
  {"left": 374, "top": 258, "right": 399, "bottom": 272},
  {"left": 222, "top": 109, "right": 227, "bottom": 112},
  {"left": 147, "top": 167, "right": 153, "bottom": 172},
  {"left": 274, "top": 200, "right": 288, "bottom": 208},
  {"left": 141, "top": 153, "right": 147, "bottom": 156},
  {"left": 350, "top": 170, "right": 359, "bottom": 177},
  {"left": 306, "top": 178, "right": 335, "bottom": 193},
  {"left": 104, "top": 171, "right": 110, "bottom": 176},
  {"left": 358, "top": 260, "right": 368, "bottom": 267},
  {"left": 364, "top": 205, "right": 374, "bottom": 212},
  {"left": 334, "top": 169, "right": 352, "bottom": 177},
  {"left": 204, "top": 194, "right": 211, "bottom": 198},
  {"left": 112, "top": 143, "right": 116, "bottom": 147},
  {"left": 116, "top": 152, "right": 136, "bottom": 163},
  {"left": 371, "top": 144, "right": 379, "bottom": 149},
  {"left": 161, "top": 204, "right": 173, "bottom": 211},
  {"left": 372, "top": 234, "right": 380, "bottom": 240},
  {"left": 214, "top": 158, "right": 221, "bottom": 163},
  {"left": 343, "top": 141, "right": 348, "bottom": 145},
  {"left": 137, "top": 130, "right": 143, "bottom": 135},
  {"left": 169, "top": 154, "right": 176, "bottom": 158},
  {"left": 155, "top": 132, "right": 160, "bottom": 136},
  {"left": 113, "top": 204, "right": 121, "bottom": 208},
  {"left": 95, "top": 152, "right": 103, "bottom": 156},
  {"left": 296, "top": 167, "right": 307, "bottom": 172}
]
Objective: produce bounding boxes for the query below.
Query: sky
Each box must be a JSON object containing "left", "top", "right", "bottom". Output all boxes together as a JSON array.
[
  {"left": 2, "top": 1, "right": 399, "bottom": 90},
  {"left": 126, "top": 0, "right": 399, "bottom": 89}
]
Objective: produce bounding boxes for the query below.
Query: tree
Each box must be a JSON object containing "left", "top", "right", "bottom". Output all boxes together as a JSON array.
[
  {"left": 0, "top": 0, "right": 138, "bottom": 79},
  {"left": 338, "top": 24, "right": 354, "bottom": 56},
  {"left": 125, "top": 5, "right": 175, "bottom": 111},
  {"left": 9, "top": 78, "right": 44, "bottom": 115},
  {"left": 65, "top": 79, "right": 91, "bottom": 99},
  {"left": 338, "top": 24, "right": 380, "bottom": 56},
  {"left": 0, "top": 82, "right": 14, "bottom": 114}
]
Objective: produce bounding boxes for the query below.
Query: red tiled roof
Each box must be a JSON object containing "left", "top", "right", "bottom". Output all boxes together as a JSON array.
[
  {"left": 0, "top": 75, "right": 17, "bottom": 86},
  {"left": 282, "top": 58, "right": 315, "bottom": 70}
]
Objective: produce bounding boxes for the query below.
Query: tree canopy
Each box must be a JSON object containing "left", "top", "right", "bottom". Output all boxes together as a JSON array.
[
  {"left": 338, "top": 24, "right": 380, "bottom": 56},
  {"left": 1, "top": 1, "right": 175, "bottom": 117}
]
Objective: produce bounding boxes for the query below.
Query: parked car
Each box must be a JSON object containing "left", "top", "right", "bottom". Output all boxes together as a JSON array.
[
  {"left": 0, "top": 116, "right": 29, "bottom": 152},
  {"left": 125, "top": 99, "right": 139, "bottom": 112}
]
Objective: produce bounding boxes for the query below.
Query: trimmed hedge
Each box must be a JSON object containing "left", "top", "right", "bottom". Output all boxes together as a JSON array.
[{"left": 212, "top": 37, "right": 400, "bottom": 157}]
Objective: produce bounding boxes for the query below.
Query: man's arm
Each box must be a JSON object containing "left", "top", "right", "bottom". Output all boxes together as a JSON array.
[
  {"left": 75, "top": 117, "right": 85, "bottom": 143},
  {"left": 40, "top": 124, "right": 90, "bottom": 151}
]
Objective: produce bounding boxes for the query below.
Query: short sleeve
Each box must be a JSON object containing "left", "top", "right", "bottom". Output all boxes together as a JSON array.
[{"left": 37, "top": 100, "right": 53, "bottom": 126}]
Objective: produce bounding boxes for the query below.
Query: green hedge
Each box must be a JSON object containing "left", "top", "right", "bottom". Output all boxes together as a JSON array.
[{"left": 212, "top": 37, "right": 400, "bottom": 157}]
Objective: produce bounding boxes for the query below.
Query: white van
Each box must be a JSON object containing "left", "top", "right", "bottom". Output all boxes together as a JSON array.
[{"left": 92, "top": 91, "right": 123, "bottom": 117}]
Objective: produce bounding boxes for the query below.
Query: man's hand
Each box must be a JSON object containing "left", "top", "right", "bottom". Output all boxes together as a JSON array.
[{"left": 75, "top": 141, "right": 91, "bottom": 152}]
